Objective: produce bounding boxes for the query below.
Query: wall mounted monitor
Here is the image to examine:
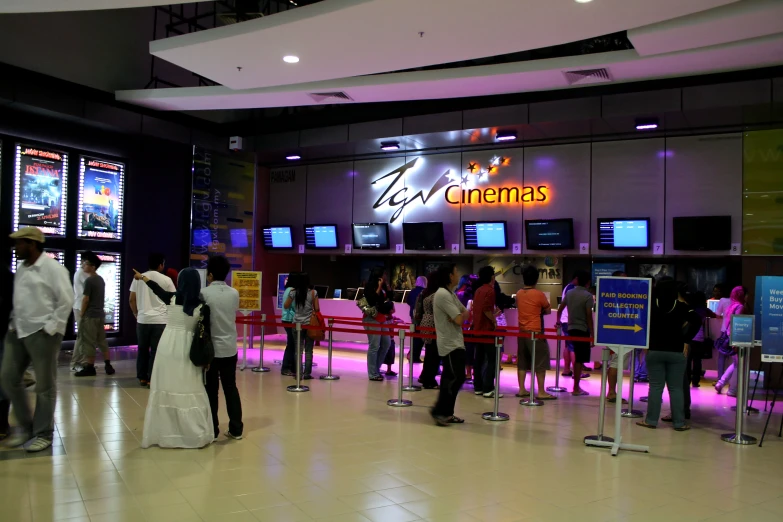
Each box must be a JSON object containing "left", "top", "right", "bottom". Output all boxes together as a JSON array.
[
  {"left": 14, "top": 143, "right": 68, "bottom": 236},
  {"left": 77, "top": 156, "right": 125, "bottom": 240},
  {"left": 333, "top": 289, "right": 342, "bottom": 299},
  {"left": 262, "top": 226, "right": 293, "bottom": 249},
  {"left": 352, "top": 223, "right": 390, "bottom": 250},
  {"left": 463, "top": 221, "right": 508, "bottom": 250},
  {"left": 313, "top": 285, "right": 329, "bottom": 298},
  {"left": 525, "top": 218, "right": 574, "bottom": 250},
  {"left": 304, "top": 224, "right": 338, "bottom": 249},
  {"left": 673, "top": 216, "right": 731, "bottom": 251},
  {"left": 76, "top": 251, "right": 122, "bottom": 333},
  {"left": 597, "top": 218, "right": 650, "bottom": 250},
  {"left": 403, "top": 221, "right": 445, "bottom": 250}
]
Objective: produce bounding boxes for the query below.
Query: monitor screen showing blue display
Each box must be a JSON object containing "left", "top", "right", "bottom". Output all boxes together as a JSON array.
[
  {"left": 304, "top": 224, "right": 338, "bottom": 249},
  {"left": 262, "top": 226, "right": 293, "bottom": 249},
  {"left": 463, "top": 221, "right": 507, "bottom": 250},
  {"left": 597, "top": 218, "right": 650, "bottom": 250}
]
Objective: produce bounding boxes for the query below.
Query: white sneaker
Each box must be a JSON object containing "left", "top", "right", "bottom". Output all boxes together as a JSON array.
[
  {"left": 2, "top": 431, "right": 31, "bottom": 448},
  {"left": 474, "top": 390, "right": 483, "bottom": 396},
  {"left": 226, "top": 432, "right": 243, "bottom": 440},
  {"left": 483, "top": 390, "right": 504, "bottom": 398},
  {"left": 24, "top": 437, "right": 53, "bottom": 453}
]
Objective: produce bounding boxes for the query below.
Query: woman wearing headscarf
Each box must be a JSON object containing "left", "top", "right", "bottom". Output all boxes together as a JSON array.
[
  {"left": 133, "top": 267, "right": 214, "bottom": 449},
  {"left": 714, "top": 286, "right": 747, "bottom": 397}
]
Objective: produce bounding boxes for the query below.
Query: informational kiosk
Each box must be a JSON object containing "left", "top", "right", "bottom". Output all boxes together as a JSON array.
[
  {"left": 231, "top": 271, "right": 262, "bottom": 370},
  {"left": 586, "top": 276, "right": 652, "bottom": 456}
]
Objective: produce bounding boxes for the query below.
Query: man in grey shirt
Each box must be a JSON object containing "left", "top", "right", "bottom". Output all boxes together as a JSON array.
[
  {"left": 556, "top": 270, "right": 594, "bottom": 396},
  {"left": 431, "top": 264, "right": 470, "bottom": 426},
  {"left": 74, "top": 251, "right": 115, "bottom": 377}
]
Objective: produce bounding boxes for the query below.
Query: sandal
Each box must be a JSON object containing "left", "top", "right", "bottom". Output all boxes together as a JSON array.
[
  {"left": 674, "top": 425, "right": 691, "bottom": 432},
  {"left": 369, "top": 376, "right": 384, "bottom": 381},
  {"left": 606, "top": 397, "right": 629, "bottom": 404},
  {"left": 636, "top": 421, "right": 656, "bottom": 429},
  {"left": 446, "top": 416, "right": 465, "bottom": 424},
  {"left": 561, "top": 371, "right": 573, "bottom": 377},
  {"left": 572, "top": 390, "right": 589, "bottom": 396},
  {"left": 515, "top": 391, "right": 530, "bottom": 398},
  {"left": 537, "top": 394, "right": 557, "bottom": 401},
  {"left": 661, "top": 415, "right": 673, "bottom": 423}
]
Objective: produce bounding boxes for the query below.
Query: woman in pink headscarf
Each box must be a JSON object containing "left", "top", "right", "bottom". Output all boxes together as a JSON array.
[{"left": 714, "top": 286, "right": 747, "bottom": 397}]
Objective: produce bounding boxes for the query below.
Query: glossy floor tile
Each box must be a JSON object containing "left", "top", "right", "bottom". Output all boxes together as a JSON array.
[{"left": 1, "top": 343, "right": 782, "bottom": 522}]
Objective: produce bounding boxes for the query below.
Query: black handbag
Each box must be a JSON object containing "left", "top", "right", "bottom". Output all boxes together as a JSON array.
[
  {"left": 715, "top": 332, "right": 733, "bottom": 356},
  {"left": 190, "top": 305, "right": 215, "bottom": 367}
]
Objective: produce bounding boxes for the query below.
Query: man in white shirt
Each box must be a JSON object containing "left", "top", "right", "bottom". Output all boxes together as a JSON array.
[
  {"left": 129, "top": 253, "right": 175, "bottom": 387},
  {"left": 1, "top": 227, "right": 73, "bottom": 452},
  {"left": 70, "top": 268, "right": 88, "bottom": 371},
  {"left": 200, "top": 256, "right": 242, "bottom": 440}
]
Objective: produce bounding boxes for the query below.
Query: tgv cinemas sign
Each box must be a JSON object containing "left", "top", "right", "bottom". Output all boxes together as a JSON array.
[{"left": 372, "top": 156, "right": 548, "bottom": 222}]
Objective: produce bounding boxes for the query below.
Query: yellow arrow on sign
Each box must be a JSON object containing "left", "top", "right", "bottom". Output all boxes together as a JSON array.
[{"left": 603, "top": 324, "right": 643, "bottom": 333}]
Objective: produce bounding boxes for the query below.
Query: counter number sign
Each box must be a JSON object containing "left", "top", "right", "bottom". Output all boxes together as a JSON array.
[{"left": 595, "top": 277, "right": 652, "bottom": 349}]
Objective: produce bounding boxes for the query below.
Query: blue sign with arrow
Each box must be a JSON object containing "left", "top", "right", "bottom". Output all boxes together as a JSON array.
[{"left": 595, "top": 277, "right": 652, "bottom": 349}]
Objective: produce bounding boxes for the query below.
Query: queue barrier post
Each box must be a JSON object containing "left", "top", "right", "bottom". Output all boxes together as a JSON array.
[
  {"left": 251, "top": 314, "right": 270, "bottom": 373},
  {"left": 482, "top": 337, "right": 510, "bottom": 422},
  {"left": 239, "top": 310, "right": 250, "bottom": 370},
  {"left": 584, "top": 348, "right": 614, "bottom": 444},
  {"left": 320, "top": 318, "right": 340, "bottom": 380},
  {"left": 520, "top": 332, "right": 543, "bottom": 407},
  {"left": 547, "top": 335, "right": 567, "bottom": 393},
  {"left": 403, "top": 325, "right": 422, "bottom": 392},
  {"left": 388, "top": 330, "right": 413, "bottom": 407},
  {"left": 621, "top": 349, "right": 643, "bottom": 418},
  {"left": 287, "top": 323, "right": 309, "bottom": 393},
  {"left": 722, "top": 345, "right": 757, "bottom": 444}
]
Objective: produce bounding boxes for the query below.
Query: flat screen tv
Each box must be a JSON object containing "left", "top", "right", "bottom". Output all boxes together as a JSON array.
[
  {"left": 304, "top": 224, "right": 338, "bottom": 249},
  {"left": 673, "top": 216, "right": 731, "bottom": 251},
  {"left": 262, "top": 226, "right": 293, "bottom": 249},
  {"left": 463, "top": 221, "right": 507, "bottom": 250},
  {"left": 525, "top": 218, "right": 574, "bottom": 250},
  {"left": 597, "top": 218, "right": 650, "bottom": 250},
  {"left": 403, "top": 221, "right": 445, "bottom": 250},
  {"left": 352, "top": 223, "right": 390, "bottom": 249}
]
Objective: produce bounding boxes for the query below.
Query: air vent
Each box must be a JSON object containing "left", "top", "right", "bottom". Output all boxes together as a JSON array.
[
  {"left": 563, "top": 68, "right": 612, "bottom": 85},
  {"left": 307, "top": 91, "right": 354, "bottom": 103},
  {"left": 218, "top": 13, "right": 264, "bottom": 25}
]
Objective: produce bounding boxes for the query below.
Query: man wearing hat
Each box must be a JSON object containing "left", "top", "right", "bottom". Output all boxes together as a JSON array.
[{"left": 1, "top": 227, "right": 73, "bottom": 452}]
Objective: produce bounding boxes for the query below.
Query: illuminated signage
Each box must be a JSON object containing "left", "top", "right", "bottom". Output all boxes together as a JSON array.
[
  {"left": 371, "top": 156, "right": 548, "bottom": 222},
  {"left": 76, "top": 252, "right": 122, "bottom": 333},
  {"left": 77, "top": 156, "right": 125, "bottom": 240},
  {"left": 11, "top": 249, "right": 64, "bottom": 273},
  {"left": 14, "top": 143, "right": 68, "bottom": 236}
]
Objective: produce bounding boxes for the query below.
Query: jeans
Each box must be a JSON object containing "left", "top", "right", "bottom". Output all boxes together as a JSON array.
[
  {"left": 70, "top": 309, "right": 85, "bottom": 367},
  {"left": 418, "top": 341, "right": 441, "bottom": 387},
  {"left": 136, "top": 323, "right": 165, "bottom": 381},
  {"left": 717, "top": 351, "right": 731, "bottom": 382},
  {"left": 718, "top": 353, "right": 739, "bottom": 395},
  {"left": 1, "top": 330, "right": 62, "bottom": 440},
  {"left": 634, "top": 348, "right": 648, "bottom": 379},
  {"left": 364, "top": 317, "right": 390, "bottom": 378},
  {"left": 281, "top": 326, "right": 296, "bottom": 374},
  {"left": 432, "top": 349, "right": 466, "bottom": 418},
  {"left": 645, "top": 350, "right": 687, "bottom": 428},
  {"left": 472, "top": 338, "right": 496, "bottom": 393},
  {"left": 205, "top": 354, "right": 243, "bottom": 438},
  {"left": 298, "top": 329, "right": 315, "bottom": 377}
]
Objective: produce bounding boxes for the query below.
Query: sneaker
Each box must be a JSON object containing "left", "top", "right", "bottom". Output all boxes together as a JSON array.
[
  {"left": 302, "top": 374, "right": 313, "bottom": 380},
  {"left": 74, "top": 365, "right": 97, "bottom": 377},
  {"left": 2, "top": 431, "right": 31, "bottom": 448},
  {"left": 104, "top": 363, "right": 116, "bottom": 375},
  {"left": 483, "top": 390, "right": 503, "bottom": 398},
  {"left": 474, "top": 390, "right": 484, "bottom": 396},
  {"left": 385, "top": 370, "right": 398, "bottom": 377},
  {"left": 226, "top": 432, "right": 243, "bottom": 440},
  {"left": 24, "top": 437, "right": 53, "bottom": 453}
]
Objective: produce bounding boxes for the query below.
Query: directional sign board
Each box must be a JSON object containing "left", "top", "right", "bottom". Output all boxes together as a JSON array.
[
  {"left": 730, "top": 315, "right": 754, "bottom": 349},
  {"left": 595, "top": 277, "right": 652, "bottom": 349},
  {"left": 757, "top": 276, "right": 783, "bottom": 363}
]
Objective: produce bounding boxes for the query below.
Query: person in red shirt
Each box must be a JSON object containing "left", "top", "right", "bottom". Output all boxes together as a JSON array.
[
  {"left": 515, "top": 265, "right": 557, "bottom": 400},
  {"left": 471, "top": 266, "right": 500, "bottom": 398}
]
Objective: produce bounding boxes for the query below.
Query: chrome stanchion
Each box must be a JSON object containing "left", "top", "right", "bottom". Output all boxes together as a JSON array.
[
  {"left": 252, "top": 314, "right": 270, "bottom": 373},
  {"left": 520, "top": 332, "right": 543, "bottom": 407},
  {"left": 722, "top": 345, "right": 757, "bottom": 444},
  {"left": 239, "top": 310, "right": 250, "bottom": 370},
  {"left": 388, "top": 329, "right": 413, "bottom": 407},
  {"left": 483, "top": 337, "right": 510, "bottom": 421},
  {"left": 585, "top": 348, "right": 615, "bottom": 444},
  {"left": 320, "top": 318, "right": 340, "bottom": 380},
  {"left": 622, "top": 349, "right": 643, "bottom": 418},
  {"left": 403, "top": 325, "right": 422, "bottom": 392},
  {"left": 287, "top": 323, "right": 309, "bottom": 393},
  {"left": 547, "top": 334, "right": 567, "bottom": 393}
]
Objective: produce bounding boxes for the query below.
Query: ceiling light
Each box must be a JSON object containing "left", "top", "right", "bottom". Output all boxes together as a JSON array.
[
  {"left": 635, "top": 118, "right": 659, "bottom": 131},
  {"left": 575, "top": 0, "right": 593, "bottom": 3},
  {"left": 495, "top": 130, "right": 517, "bottom": 142},
  {"left": 285, "top": 154, "right": 301, "bottom": 161},
  {"left": 283, "top": 55, "right": 299, "bottom": 64},
  {"left": 380, "top": 141, "right": 400, "bottom": 151}
]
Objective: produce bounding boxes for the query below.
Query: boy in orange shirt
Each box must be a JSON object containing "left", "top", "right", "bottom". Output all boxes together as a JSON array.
[{"left": 515, "top": 265, "right": 556, "bottom": 400}]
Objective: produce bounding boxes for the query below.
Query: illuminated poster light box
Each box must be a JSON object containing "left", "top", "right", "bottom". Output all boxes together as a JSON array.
[
  {"left": 77, "top": 156, "right": 125, "bottom": 240},
  {"left": 14, "top": 143, "right": 68, "bottom": 236},
  {"left": 75, "top": 251, "right": 122, "bottom": 333},
  {"left": 11, "top": 249, "right": 64, "bottom": 273}
]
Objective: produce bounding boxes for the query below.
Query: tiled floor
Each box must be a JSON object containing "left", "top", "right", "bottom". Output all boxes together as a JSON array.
[{"left": 2, "top": 342, "right": 782, "bottom": 522}]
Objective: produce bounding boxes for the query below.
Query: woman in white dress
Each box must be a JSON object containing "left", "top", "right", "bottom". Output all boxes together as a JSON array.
[{"left": 133, "top": 267, "right": 214, "bottom": 449}]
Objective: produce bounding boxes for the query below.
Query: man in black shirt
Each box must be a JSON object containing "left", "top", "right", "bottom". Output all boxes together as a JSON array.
[{"left": 74, "top": 252, "right": 115, "bottom": 377}]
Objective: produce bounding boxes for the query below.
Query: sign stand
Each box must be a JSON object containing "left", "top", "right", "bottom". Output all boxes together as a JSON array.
[
  {"left": 722, "top": 315, "right": 757, "bottom": 445},
  {"left": 621, "top": 349, "right": 643, "bottom": 418},
  {"left": 584, "top": 348, "right": 614, "bottom": 444},
  {"left": 232, "top": 270, "right": 262, "bottom": 371},
  {"left": 251, "top": 314, "right": 270, "bottom": 373}
]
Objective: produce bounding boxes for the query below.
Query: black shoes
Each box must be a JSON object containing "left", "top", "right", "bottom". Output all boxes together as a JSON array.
[
  {"left": 105, "top": 362, "right": 116, "bottom": 375},
  {"left": 75, "top": 365, "right": 97, "bottom": 377}
]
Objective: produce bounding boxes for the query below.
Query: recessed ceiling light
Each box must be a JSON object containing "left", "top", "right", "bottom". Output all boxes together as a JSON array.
[
  {"left": 380, "top": 141, "right": 400, "bottom": 151},
  {"left": 635, "top": 118, "right": 659, "bottom": 131},
  {"left": 575, "top": 0, "right": 593, "bottom": 3},
  {"left": 285, "top": 154, "right": 301, "bottom": 161},
  {"left": 495, "top": 130, "right": 517, "bottom": 142},
  {"left": 283, "top": 55, "right": 299, "bottom": 64}
]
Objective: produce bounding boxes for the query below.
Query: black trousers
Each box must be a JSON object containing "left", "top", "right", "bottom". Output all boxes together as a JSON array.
[
  {"left": 472, "top": 338, "right": 496, "bottom": 394},
  {"left": 411, "top": 336, "right": 424, "bottom": 362},
  {"left": 136, "top": 324, "right": 165, "bottom": 381},
  {"left": 205, "top": 354, "right": 243, "bottom": 437},
  {"left": 432, "top": 349, "right": 466, "bottom": 418},
  {"left": 683, "top": 342, "right": 704, "bottom": 418},
  {"left": 418, "top": 341, "right": 441, "bottom": 387}
]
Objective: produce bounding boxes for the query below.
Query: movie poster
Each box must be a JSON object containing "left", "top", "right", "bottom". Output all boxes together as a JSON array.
[
  {"left": 391, "top": 261, "right": 417, "bottom": 291},
  {"left": 15, "top": 144, "right": 68, "bottom": 236},
  {"left": 639, "top": 264, "right": 675, "bottom": 281},
  {"left": 77, "top": 252, "right": 121, "bottom": 332},
  {"left": 78, "top": 156, "right": 124, "bottom": 240},
  {"left": 12, "top": 249, "right": 64, "bottom": 273}
]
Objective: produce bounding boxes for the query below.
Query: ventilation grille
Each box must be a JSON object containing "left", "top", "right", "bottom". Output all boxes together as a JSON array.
[
  {"left": 563, "top": 68, "right": 612, "bottom": 85},
  {"left": 307, "top": 91, "right": 354, "bottom": 103},
  {"left": 218, "top": 13, "right": 264, "bottom": 25}
]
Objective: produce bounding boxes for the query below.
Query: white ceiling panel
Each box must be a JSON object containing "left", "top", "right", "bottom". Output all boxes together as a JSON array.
[
  {"left": 117, "top": 34, "right": 783, "bottom": 110},
  {"left": 0, "top": 0, "right": 205, "bottom": 12},
  {"left": 149, "top": 0, "right": 738, "bottom": 90}
]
